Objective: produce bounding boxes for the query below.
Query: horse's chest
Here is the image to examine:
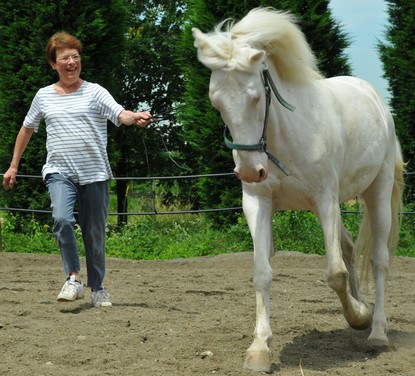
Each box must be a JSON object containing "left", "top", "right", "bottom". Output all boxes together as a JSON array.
[
  {"left": 243, "top": 178, "right": 316, "bottom": 211},
  {"left": 272, "top": 184, "right": 315, "bottom": 211}
]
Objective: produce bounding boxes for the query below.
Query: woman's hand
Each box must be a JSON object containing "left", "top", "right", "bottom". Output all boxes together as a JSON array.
[{"left": 119, "top": 110, "right": 153, "bottom": 127}]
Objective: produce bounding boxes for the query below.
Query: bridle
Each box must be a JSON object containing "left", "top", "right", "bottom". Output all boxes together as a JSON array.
[{"left": 223, "top": 65, "right": 295, "bottom": 176}]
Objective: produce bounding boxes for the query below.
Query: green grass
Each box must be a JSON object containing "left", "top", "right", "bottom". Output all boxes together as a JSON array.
[
  {"left": 1, "top": 202, "right": 415, "bottom": 259},
  {"left": 0, "top": 212, "right": 252, "bottom": 259},
  {"left": 104, "top": 214, "right": 251, "bottom": 260}
]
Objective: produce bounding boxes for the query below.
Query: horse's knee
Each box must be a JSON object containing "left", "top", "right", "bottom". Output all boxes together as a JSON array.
[{"left": 253, "top": 265, "right": 272, "bottom": 291}]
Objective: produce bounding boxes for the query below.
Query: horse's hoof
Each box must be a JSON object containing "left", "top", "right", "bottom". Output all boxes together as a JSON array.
[
  {"left": 348, "top": 318, "right": 372, "bottom": 330},
  {"left": 243, "top": 351, "right": 272, "bottom": 373},
  {"left": 367, "top": 331, "right": 389, "bottom": 347},
  {"left": 345, "top": 302, "right": 373, "bottom": 330}
]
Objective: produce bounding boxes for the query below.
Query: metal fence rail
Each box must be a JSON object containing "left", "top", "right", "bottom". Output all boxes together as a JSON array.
[
  {"left": 1, "top": 173, "right": 414, "bottom": 252},
  {"left": 0, "top": 173, "right": 414, "bottom": 216},
  {"left": 0, "top": 173, "right": 243, "bottom": 216}
]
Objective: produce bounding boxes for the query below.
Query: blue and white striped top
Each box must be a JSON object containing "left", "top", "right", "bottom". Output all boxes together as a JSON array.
[{"left": 23, "top": 81, "right": 124, "bottom": 185}]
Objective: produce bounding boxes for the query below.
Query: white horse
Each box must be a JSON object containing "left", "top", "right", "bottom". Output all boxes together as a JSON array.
[{"left": 192, "top": 7, "right": 404, "bottom": 373}]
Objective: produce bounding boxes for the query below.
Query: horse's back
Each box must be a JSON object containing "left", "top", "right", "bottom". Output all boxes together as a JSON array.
[{"left": 326, "top": 76, "right": 392, "bottom": 134}]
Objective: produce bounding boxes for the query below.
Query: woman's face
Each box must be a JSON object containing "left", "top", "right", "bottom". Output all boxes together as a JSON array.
[{"left": 51, "top": 48, "right": 82, "bottom": 84}]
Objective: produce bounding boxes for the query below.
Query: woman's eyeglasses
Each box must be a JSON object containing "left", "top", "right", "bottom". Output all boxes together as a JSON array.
[{"left": 57, "top": 54, "right": 81, "bottom": 63}]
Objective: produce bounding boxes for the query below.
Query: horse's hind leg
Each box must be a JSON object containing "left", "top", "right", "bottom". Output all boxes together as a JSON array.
[
  {"left": 317, "top": 199, "right": 372, "bottom": 330},
  {"left": 340, "top": 223, "right": 369, "bottom": 305},
  {"left": 361, "top": 185, "right": 393, "bottom": 346}
]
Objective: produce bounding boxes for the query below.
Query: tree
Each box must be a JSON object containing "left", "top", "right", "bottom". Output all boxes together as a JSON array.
[
  {"left": 0, "top": 0, "right": 193, "bottom": 228},
  {"left": 378, "top": 0, "right": 415, "bottom": 199},
  {"left": 0, "top": 0, "right": 130, "bottom": 229},
  {"left": 109, "top": 0, "right": 188, "bottom": 225},
  {"left": 177, "top": 0, "right": 352, "bottom": 225},
  {"left": 280, "top": 0, "right": 352, "bottom": 77}
]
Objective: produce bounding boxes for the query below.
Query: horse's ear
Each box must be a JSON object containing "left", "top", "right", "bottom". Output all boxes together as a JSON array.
[
  {"left": 249, "top": 49, "right": 266, "bottom": 64},
  {"left": 192, "top": 28, "right": 206, "bottom": 49}
]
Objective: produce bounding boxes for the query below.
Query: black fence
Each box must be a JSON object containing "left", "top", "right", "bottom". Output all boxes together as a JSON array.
[
  {"left": 2, "top": 172, "right": 415, "bottom": 216},
  {"left": 1, "top": 173, "right": 415, "bottom": 252},
  {"left": 0, "top": 173, "right": 242, "bottom": 216}
]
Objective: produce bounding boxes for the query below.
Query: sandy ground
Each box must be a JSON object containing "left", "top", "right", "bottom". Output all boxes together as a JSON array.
[{"left": 1, "top": 251, "right": 414, "bottom": 376}]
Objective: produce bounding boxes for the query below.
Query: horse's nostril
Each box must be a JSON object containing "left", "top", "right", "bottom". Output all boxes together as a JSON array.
[{"left": 258, "top": 168, "right": 268, "bottom": 180}]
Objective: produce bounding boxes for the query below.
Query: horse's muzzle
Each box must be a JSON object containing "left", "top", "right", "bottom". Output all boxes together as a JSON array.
[{"left": 234, "top": 164, "right": 268, "bottom": 183}]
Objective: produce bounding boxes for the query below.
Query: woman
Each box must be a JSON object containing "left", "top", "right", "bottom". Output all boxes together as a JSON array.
[{"left": 3, "top": 32, "right": 152, "bottom": 307}]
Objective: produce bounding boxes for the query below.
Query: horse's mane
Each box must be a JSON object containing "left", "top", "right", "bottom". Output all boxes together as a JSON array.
[{"left": 195, "top": 7, "right": 323, "bottom": 83}]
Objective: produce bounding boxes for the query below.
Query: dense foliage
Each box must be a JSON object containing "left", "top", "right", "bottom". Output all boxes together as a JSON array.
[
  {"left": 0, "top": 0, "right": 188, "bottom": 226},
  {"left": 378, "top": 0, "right": 415, "bottom": 200},
  {"left": 109, "top": 1, "right": 188, "bottom": 224},
  {"left": 0, "top": 0, "right": 131, "bottom": 228}
]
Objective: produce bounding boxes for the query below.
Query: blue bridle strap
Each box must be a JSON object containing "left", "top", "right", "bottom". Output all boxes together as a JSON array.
[{"left": 262, "top": 69, "right": 296, "bottom": 112}]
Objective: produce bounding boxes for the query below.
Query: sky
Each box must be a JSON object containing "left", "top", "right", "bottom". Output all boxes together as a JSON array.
[{"left": 329, "top": 0, "right": 390, "bottom": 100}]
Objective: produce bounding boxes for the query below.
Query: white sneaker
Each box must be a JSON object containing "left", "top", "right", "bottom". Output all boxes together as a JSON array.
[
  {"left": 91, "top": 288, "right": 112, "bottom": 308},
  {"left": 57, "top": 275, "right": 85, "bottom": 302}
]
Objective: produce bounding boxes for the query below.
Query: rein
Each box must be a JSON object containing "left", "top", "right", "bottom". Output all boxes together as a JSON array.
[{"left": 223, "top": 68, "right": 295, "bottom": 176}]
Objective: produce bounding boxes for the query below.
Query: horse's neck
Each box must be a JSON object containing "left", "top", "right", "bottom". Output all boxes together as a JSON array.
[{"left": 265, "top": 64, "right": 295, "bottom": 128}]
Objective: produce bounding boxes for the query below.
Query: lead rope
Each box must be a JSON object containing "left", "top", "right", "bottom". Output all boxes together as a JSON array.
[
  {"left": 146, "top": 97, "right": 226, "bottom": 172},
  {"left": 141, "top": 131, "right": 157, "bottom": 213}
]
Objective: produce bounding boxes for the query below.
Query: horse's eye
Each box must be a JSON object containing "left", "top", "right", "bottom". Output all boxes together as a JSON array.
[{"left": 247, "top": 88, "right": 261, "bottom": 106}]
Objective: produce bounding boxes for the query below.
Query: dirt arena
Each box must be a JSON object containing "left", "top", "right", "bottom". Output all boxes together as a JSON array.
[{"left": 1, "top": 251, "right": 414, "bottom": 375}]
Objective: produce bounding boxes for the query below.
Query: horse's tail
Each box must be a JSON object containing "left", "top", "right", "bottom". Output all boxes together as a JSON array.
[
  {"left": 388, "top": 140, "right": 405, "bottom": 253},
  {"left": 357, "top": 139, "right": 405, "bottom": 285}
]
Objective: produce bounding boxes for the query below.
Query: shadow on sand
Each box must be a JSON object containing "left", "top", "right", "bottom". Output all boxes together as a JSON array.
[{"left": 270, "top": 327, "right": 415, "bottom": 373}]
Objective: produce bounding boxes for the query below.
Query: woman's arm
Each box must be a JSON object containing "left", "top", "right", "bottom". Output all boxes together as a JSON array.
[{"left": 3, "top": 126, "right": 35, "bottom": 189}]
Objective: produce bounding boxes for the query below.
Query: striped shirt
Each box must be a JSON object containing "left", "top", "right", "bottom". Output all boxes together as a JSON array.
[{"left": 23, "top": 81, "right": 124, "bottom": 185}]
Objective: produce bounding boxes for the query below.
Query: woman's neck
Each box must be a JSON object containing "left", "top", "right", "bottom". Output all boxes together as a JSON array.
[{"left": 55, "top": 79, "right": 83, "bottom": 94}]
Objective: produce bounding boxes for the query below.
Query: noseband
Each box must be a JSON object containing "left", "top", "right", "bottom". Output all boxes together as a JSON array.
[{"left": 224, "top": 67, "right": 295, "bottom": 176}]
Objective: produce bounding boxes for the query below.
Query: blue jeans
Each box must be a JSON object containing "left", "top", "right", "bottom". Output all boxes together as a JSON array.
[{"left": 45, "top": 173, "right": 109, "bottom": 290}]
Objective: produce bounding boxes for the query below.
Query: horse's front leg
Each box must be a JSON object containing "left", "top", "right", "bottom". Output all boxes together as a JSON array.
[{"left": 242, "top": 190, "right": 274, "bottom": 373}]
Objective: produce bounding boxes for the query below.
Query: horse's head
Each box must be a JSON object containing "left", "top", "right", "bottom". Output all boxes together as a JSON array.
[{"left": 192, "top": 27, "right": 269, "bottom": 183}]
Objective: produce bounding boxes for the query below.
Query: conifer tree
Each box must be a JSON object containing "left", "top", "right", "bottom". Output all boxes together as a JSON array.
[
  {"left": 110, "top": 1, "right": 187, "bottom": 224},
  {"left": 378, "top": 0, "right": 415, "bottom": 198},
  {"left": 0, "top": 0, "right": 189, "bottom": 227},
  {"left": 0, "top": 0, "right": 129, "bottom": 228}
]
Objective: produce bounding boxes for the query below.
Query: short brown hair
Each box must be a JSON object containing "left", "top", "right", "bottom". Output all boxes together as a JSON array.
[{"left": 45, "top": 32, "right": 83, "bottom": 63}]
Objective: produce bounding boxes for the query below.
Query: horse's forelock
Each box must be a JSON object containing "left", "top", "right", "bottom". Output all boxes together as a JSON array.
[{"left": 196, "top": 30, "right": 262, "bottom": 72}]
